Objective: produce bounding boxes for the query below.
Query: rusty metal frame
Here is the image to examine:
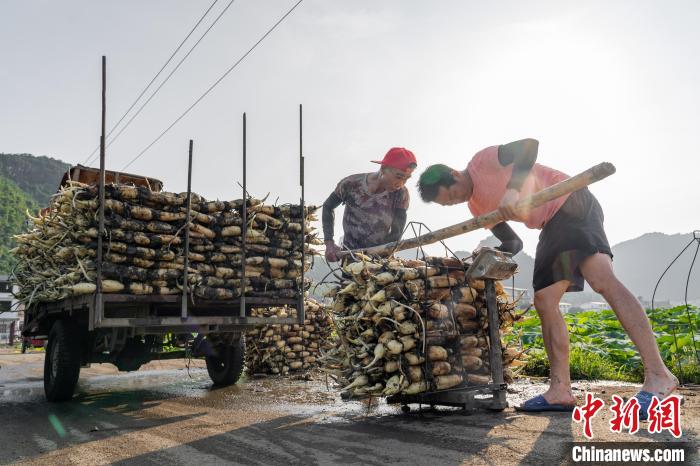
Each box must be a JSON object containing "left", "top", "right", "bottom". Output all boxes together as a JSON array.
[
  {"left": 240, "top": 113, "right": 247, "bottom": 318},
  {"left": 93, "top": 55, "right": 107, "bottom": 331},
  {"left": 33, "top": 101, "right": 310, "bottom": 341},
  {"left": 385, "top": 277, "right": 508, "bottom": 412},
  {"left": 298, "top": 104, "right": 306, "bottom": 325},
  {"left": 181, "top": 140, "right": 193, "bottom": 319}
]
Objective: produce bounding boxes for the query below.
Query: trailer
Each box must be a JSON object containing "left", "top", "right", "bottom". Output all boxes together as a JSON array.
[
  {"left": 22, "top": 159, "right": 306, "bottom": 401},
  {"left": 22, "top": 290, "right": 303, "bottom": 401},
  {"left": 20, "top": 104, "right": 309, "bottom": 402}
]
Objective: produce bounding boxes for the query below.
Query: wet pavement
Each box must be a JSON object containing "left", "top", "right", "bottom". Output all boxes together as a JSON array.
[{"left": 0, "top": 351, "right": 697, "bottom": 465}]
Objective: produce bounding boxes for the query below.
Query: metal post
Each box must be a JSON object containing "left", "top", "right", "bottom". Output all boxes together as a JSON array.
[
  {"left": 486, "top": 279, "right": 506, "bottom": 407},
  {"left": 240, "top": 113, "right": 247, "bottom": 317},
  {"left": 94, "top": 55, "right": 107, "bottom": 330},
  {"left": 298, "top": 104, "right": 305, "bottom": 325},
  {"left": 181, "top": 140, "right": 193, "bottom": 319}
]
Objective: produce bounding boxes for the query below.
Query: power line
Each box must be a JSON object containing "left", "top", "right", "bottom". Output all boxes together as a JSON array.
[
  {"left": 82, "top": 0, "right": 221, "bottom": 166},
  {"left": 122, "top": 0, "right": 304, "bottom": 171},
  {"left": 88, "top": 0, "right": 239, "bottom": 166}
]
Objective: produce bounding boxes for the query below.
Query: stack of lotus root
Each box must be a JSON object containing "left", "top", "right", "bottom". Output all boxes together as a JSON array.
[
  {"left": 320, "top": 254, "right": 527, "bottom": 399},
  {"left": 244, "top": 298, "right": 335, "bottom": 375},
  {"left": 11, "top": 181, "right": 320, "bottom": 305}
]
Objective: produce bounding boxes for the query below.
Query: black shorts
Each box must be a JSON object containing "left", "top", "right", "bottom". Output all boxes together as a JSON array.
[{"left": 533, "top": 188, "right": 613, "bottom": 292}]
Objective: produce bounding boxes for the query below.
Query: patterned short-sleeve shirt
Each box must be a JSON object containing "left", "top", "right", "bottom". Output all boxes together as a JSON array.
[{"left": 334, "top": 173, "right": 409, "bottom": 249}]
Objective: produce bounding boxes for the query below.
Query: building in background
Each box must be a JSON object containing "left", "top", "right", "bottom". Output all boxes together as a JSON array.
[
  {"left": 502, "top": 285, "right": 532, "bottom": 309},
  {"left": 579, "top": 301, "right": 610, "bottom": 312},
  {"left": 0, "top": 275, "right": 20, "bottom": 344}
]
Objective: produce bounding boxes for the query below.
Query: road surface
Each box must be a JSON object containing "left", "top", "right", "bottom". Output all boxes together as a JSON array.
[{"left": 0, "top": 351, "right": 697, "bottom": 465}]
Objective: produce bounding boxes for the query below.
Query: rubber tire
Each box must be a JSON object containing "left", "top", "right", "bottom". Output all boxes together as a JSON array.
[
  {"left": 44, "top": 320, "right": 82, "bottom": 402},
  {"left": 205, "top": 336, "right": 245, "bottom": 386}
]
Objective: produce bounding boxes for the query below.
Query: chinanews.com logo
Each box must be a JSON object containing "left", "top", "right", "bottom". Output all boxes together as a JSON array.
[
  {"left": 566, "top": 393, "right": 692, "bottom": 465},
  {"left": 567, "top": 442, "right": 691, "bottom": 464}
]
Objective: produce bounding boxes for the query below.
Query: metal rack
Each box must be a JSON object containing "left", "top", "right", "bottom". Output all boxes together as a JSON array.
[
  {"left": 386, "top": 247, "right": 517, "bottom": 412},
  {"left": 90, "top": 57, "right": 308, "bottom": 330}
]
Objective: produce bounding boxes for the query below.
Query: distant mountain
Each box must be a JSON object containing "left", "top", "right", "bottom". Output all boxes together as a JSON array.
[
  {"left": 474, "top": 232, "right": 700, "bottom": 302},
  {"left": 0, "top": 176, "right": 37, "bottom": 273},
  {"left": 612, "top": 232, "right": 699, "bottom": 302},
  {"left": 0, "top": 153, "right": 71, "bottom": 273},
  {"left": 306, "top": 231, "right": 700, "bottom": 303},
  {"left": 0, "top": 153, "right": 70, "bottom": 205}
]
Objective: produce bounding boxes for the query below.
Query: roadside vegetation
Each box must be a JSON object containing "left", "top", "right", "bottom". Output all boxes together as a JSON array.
[
  {"left": 511, "top": 306, "right": 700, "bottom": 384},
  {"left": 0, "top": 176, "right": 37, "bottom": 273}
]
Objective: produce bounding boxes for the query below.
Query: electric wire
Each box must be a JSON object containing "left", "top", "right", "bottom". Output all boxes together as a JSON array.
[
  {"left": 82, "top": 0, "right": 221, "bottom": 166},
  {"left": 682, "top": 235, "right": 700, "bottom": 364},
  {"left": 90, "top": 0, "right": 239, "bottom": 166},
  {"left": 121, "top": 0, "right": 304, "bottom": 171},
  {"left": 650, "top": 231, "right": 700, "bottom": 383}
]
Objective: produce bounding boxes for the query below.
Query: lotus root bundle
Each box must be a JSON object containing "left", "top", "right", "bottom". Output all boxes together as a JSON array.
[
  {"left": 320, "top": 254, "right": 527, "bottom": 399},
  {"left": 244, "top": 298, "right": 335, "bottom": 375},
  {"left": 11, "top": 181, "right": 320, "bottom": 305}
]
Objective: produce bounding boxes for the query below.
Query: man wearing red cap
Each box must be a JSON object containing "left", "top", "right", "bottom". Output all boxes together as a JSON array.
[{"left": 322, "top": 147, "right": 417, "bottom": 262}]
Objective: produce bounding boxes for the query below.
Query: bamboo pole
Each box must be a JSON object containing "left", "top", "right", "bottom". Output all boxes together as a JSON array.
[{"left": 342, "top": 162, "right": 616, "bottom": 258}]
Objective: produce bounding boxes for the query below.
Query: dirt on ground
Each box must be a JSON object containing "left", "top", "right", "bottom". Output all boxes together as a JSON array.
[{"left": 0, "top": 351, "right": 697, "bottom": 465}]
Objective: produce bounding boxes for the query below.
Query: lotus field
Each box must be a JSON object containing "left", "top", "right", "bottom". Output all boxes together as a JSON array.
[{"left": 511, "top": 305, "right": 700, "bottom": 384}]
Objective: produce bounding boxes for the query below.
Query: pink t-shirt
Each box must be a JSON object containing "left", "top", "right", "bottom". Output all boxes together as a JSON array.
[{"left": 466, "top": 145, "right": 570, "bottom": 229}]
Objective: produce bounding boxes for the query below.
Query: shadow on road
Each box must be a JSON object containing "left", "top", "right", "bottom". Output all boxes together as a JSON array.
[
  {"left": 517, "top": 413, "right": 573, "bottom": 465},
  {"left": 111, "top": 407, "right": 567, "bottom": 465},
  {"left": 0, "top": 388, "right": 205, "bottom": 464}
]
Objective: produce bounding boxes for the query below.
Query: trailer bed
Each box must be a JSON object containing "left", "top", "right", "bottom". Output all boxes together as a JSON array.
[{"left": 23, "top": 293, "right": 301, "bottom": 337}]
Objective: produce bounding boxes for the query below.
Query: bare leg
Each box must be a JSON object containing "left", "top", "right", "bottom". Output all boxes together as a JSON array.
[
  {"left": 533, "top": 280, "right": 576, "bottom": 406},
  {"left": 580, "top": 253, "right": 678, "bottom": 396}
]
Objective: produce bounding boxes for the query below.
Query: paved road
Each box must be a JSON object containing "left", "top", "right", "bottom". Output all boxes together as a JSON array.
[{"left": 0, "top": 352, "right": 697, "bottom": 465}]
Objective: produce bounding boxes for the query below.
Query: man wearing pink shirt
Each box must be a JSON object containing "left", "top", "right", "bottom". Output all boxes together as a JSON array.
[{"left": 417, "top": 139, "right": 677, "bottom": 415}]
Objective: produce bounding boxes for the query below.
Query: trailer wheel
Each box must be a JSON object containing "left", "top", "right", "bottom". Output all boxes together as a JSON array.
[
  {"left": 206, "top": 336, "right": 245, "bottom": 386},
  {"left": 44, "top": 320, "right": 82, "bottom": 402}
]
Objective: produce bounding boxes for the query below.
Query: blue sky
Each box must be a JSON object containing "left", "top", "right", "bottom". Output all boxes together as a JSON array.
[{"left": 1, "top": 0, "right": 698, "bottom": 255}]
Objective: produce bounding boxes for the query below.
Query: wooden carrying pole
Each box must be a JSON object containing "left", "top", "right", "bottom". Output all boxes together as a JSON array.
[{"left": 344, "top": 162, "right": 616, "bottom": 258}]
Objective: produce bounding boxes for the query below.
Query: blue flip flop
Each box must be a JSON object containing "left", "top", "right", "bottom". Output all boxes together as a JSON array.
[
  {"left": 634, "top": 391, "right": 655, "bottom": 421},
  {"left": 515, "top": 394, "right": 576, "bottom": 412},
  {"left": 633, "top": 391, "right": 684, "bottom": 420}
]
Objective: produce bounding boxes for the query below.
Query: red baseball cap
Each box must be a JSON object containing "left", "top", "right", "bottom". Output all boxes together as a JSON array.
[{"left": 371, "top": 147, "right": 417, "bottom": 171}]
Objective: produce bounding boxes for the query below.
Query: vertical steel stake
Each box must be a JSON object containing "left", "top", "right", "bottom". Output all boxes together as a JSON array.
[
  {"left": 299, "top": 104, "right": 306, "bottom": 325},
  {"left": 240, "top": 113, "right": 247, "bottom": 317},
  {"left": 94, "top": 55, "right": 107, "bottom": 330},
  {"left": 486, "top": 279, "right": 506, "bottom": 408},
  {"left": 181, "top": 140, "right": 193, "bottom": 319}
]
